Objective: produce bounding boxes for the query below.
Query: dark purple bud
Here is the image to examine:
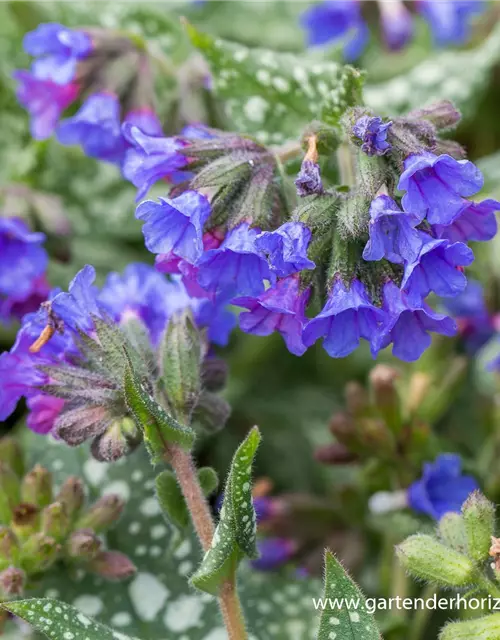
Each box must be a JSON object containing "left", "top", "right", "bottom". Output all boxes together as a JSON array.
[
  {"left": 201, "top": 357, "right": 229, "bottom": 392},
  {"left": 193, "top": 391, "right": 231, "bottom": 434},
  {"left": 315, "top": 443, "right": 358, "bottom": 465},
  {"left": 65, "top": 529, "right": 102, "bottom": 561},
  {"left": 76, "top": 494, "right": 125, "bottom": 533},
  {"left": 21, "top": 465, "right": 53, "bottom": 509},
  {"left": 0, "top": 566, "right": 25, "bottom": 598},
  {"left": 295, "top": 160, "right": 324, "bottom": 197},
  {"left": 408, "top": 100, "right": 461, "bottom": 131},
  {"left": 89, "top": 550, "right": 136, "bottom": 581},
  {"left": 352, "top": 116, "right": 392, "bottom": 156},
  {"left": 90, "top": 418, "right": 140, "bottom": 462}
]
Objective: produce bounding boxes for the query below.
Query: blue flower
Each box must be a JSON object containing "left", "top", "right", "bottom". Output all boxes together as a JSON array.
[
  {"left": 234, "top": 276, "right": 310, "bottom": 356},
  {"left": 433, "top": 198, "right": 500, "bottom": 243},
  {"left": 352, "top": 116, "right": 393, "bottom": 156},
  {"left": 372, "top": 281, "right": 457, "bottom": 362},
  {"left": 0, "top": 345, "right": 47, "bottom": 421},
  {"left": 190, "top": 298, "right": 237, "bottom": 347},
  {"left": 417, "top": 1, "right": 485, "bottom": 47},
  {"left": 197, "top": 223, "right": 273, "bottom": 298},
  {"left": 136, "top": 191, "right": 211, "bottom": 265},
  {"left": 57, "top": 93, "right": 126, "bottom": 164},
  {"left": 295, "top": 161, "right": 324, "bottom": 197},
  {"left": 303, "top": 278, "right": 385, "bottom": 358},
  {"left": 362, "top": 196, "right": 422, "bottom": 264},
  {"left": 23, "top": 23, "right": 92, "bottom": 85},
  {"left": 13, "top": 71, "right": 79, "bottom": 140},
  {"left": 300, "top": 0, "right": 369, "bottom": 61},
  {"left": 122, "top": 125, "right": 188, "bottom": 200},
  {"left": 251, "top": 538, "right": 296, "bottom": 572},
  {"left": 255, "top": 222, "right": 315, "bottom": 278},
  {"left": 401, "top": 236, "right": 474, "bottom": 305},
  {"left": 443, "top": 280, "right": 494, "bottom": 354},
  {"left": 51, "top": 265, "right": 103, "bottom": 334},
  {"left": 378, "top": 0, "right": 414, "bottom": 51},
  {"left": 407, "top": 454, "right": 479, "bottom": 520},
  {"left": 398, "top": 152, "right": 484, "bottom": 225},
  {"left": 0, "top": 218, "right": 48, "bottom": 307}
]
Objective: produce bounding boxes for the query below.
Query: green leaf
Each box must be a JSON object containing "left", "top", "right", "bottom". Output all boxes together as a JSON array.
[
  {"left": 187, "top": 23, "right": 364, "bottom": 144},
  {"left": 2, "top": 598, "right": 139, "bottom": 640},
  {"left": 155, "top": 470, "right": 189, "bottom": 531},
  {"left": 123, "top": 362, "right": 196, "bottom": 460},
  {"left": 197, "top": 467, "right": 219, "bottom": 497},
  {"left": 191, "top": 427, "right": 261, "bottom": 594},
  {"left": 366, "top": 21, "right": 500, "bottom": 118},
  {"left": 23, "top": 431, "right": 321, "bottom": 639},
  {"left": 317, "top": 552, "right": 381, "bottom": 640}
]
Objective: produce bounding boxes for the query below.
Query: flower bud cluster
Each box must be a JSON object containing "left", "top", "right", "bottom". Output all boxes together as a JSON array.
[{"left": 0, "top": 438, "right": 134, "bottom": 599}]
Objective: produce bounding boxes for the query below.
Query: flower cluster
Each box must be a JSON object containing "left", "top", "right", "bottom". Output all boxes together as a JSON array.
[
  {"left": 0, "top": 262, "right": 234, "bottom": 457},
  {"left": 0, "top": 217, "right": 49, "bottom": 324},
  {"left": 14, "top": 22, "right": 161, "bottom": 165},
  {"left": 301, "top": 0, "right": 486, "bottom": 59}
]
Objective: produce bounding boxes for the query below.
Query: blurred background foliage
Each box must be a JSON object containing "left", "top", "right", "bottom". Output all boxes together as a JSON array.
[{"left": 3, "top": 2, "right": 500, "bottom": 637}]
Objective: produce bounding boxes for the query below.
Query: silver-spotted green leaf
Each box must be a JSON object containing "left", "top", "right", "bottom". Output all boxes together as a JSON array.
[
  {"left": 23, "top": 431, "right": 321, "bottom": 639},
  {"left": 155, "top": 470, "right": 189, "bottom": 531},
  {"left": 2, "top": 599, "right": 139, "bottom": 640},
  {"left": 317, "top": 552, "right": 381, "bottom": 640},
  {"left": 186, "top": 22, "right": 363, "bottom": 145},
  {"left": 191, "top": 427, "right": 261, "bottom": 595},
  {"left": 366, "top": 21, "right": 500, "bottom": 118},
  {"left": 123, "top": 362, "right": 195, "bottom": 460}
]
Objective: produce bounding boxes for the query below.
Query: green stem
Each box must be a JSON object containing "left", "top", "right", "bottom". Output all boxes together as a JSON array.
[
  {"left": 167, "top": 445, "right": 248, "bottom": 640},
  {"left": 409, "top": 585, "right": 436, "bottom": 640},
  {"left": 273, "top": 141, "right": 303, "bottom": 163},
  {"left": 337, "top": 140, "right": 357, "bottom": 187},
  {"left": 475, "top": 571, "right": 500, "bottom": 599}
]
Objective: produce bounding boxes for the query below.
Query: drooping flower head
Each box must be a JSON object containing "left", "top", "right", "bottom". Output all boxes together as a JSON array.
[
  {"left": 300, "top": 0, "right": 369, "bottom": 61},
  {"left": 352, "top": 116, "right": 393, "bottom": 156},
  {"left": 407, "top": 454, "right": 479, "bottom": 520}
]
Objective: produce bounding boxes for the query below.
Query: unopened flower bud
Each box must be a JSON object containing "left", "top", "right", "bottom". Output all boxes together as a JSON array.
[
  {"left": 344, "top": 382, "right": 368, "bottom": 417},
  {"left": 41, "top": 502, "right": 70, "bottom": 542},
  {"left": 201, "top": 357, "right": 228, "bottom": 392},
  {"left": 295, "top": 160, "right": 323, "bottom": 197},
  {"left": 438, "top": 513, "right": 468, "bottom": 555},
  {"left": 315, "top": 443, "right": 358, "bottom": 465},
  {"left": 440, "top": 614, "right": 500, "bottom": 640},
  {"left": 89, "top": 551, "right": 136, "bottom": 581},
  {"left": 21, "top": 465, "right": 52, "bottom": 509},
  {"left": 0, "top": 528, "right": 19, "bottom": 570},
  {"left": 0, "top": 463, "right": 21, "bottom": 523},
  {"left": 406, "top": 372, "right": 432, "bottom": 415},
  {"left": 65, "top": 529, "right": 102, "bottom": 562},
  {"left": 396, "top": 534, "right": 475, "bottom": 587},
  {"left": 462, "top": 490, "right": 495, "bottom": 562},
  {"left": 11, "top": 504, "right": 40, "bottom": 540},
  {"left": 0, "top": 566, "right": 25, "bottom": 598},
  {"left": 193, "top": 391, "right": 231, "bottom": 433},
  {"left": 91, "top": 418, "right": 140, "bottom": 462},
  {"left": 408, "top": 100, "right": 461, "bottom": 131},
  {"left": 55, "top": 476, "right": 85, "bottom": 519},
  {"left": 0, "top": 438, "right": 24, "bottom": 478},
  {"left": 358, "top": 418, "right": 395, "bottom": 455},
  {"left": 369, "top": 365, "right": 402, "bottom": 434},
  {"left": 20, "top": 533, "right": 60, "bottom": 573},
  {"left": 76, "top": 494, "right": 125, "bottom": 533}
]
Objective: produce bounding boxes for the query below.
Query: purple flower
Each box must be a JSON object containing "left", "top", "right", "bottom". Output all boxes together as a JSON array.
[
  {"left": 303, "top": 278, "right": 385, "bottom": 358},
  {"left": 13, "top": 71, "right": 79, "bottom": 140},
  {"left": 122, "top": 125, "right": 188, "bottom": 200},
  {"left": 407, "top": 454, "right": 479, "bottom": 520},
  {"left": 57, "top": 93, "right": 126, "bottom": 164},
  {"left": 197, "top": 223, "right": 273, "bottom": 298},
  {"left": 401, "top": 236, "right": 474, "bottom": 304},
  {"left": 295, "top": 161, "right": 323, "bottom": 197},
  {"left": 352, "top": 116, "right": 392, "bottom": 156},
  {"left": 27, "top": 395, "right": 65, "bottom": 435},
  {"left": 378, "top": 0, "right": 414, "bottom": 51},
  {"left": 0, "top": 346, "right": 47, "bottom": 421},
  {"left": 433, "top": 198, "right": 499, "bottom": 243},
  {"left": 51, "top": 265, "right": 102, "bottom": 334},
  {"left": 443, "top": 280, "right": 494, "bottom": 353},
  {"left": 251, "top": 538, "right": 296, "bottom": 571},
  {"left": 362, "top": 196, "right": 422, "bottom": 264},
  {"left": 234, "top": 276, "right": 310, "bottom": 356},
  {"left": 255, "top": 222, "right": 315, "bottom": 278},
  {"left": 0, "top": 275, "right": 50, "bottom": 325},
  {"left": 300, "top": 0, "right": 369, "bottom": 61},
  {"left": 0, "top": 218, "right": 47, "bottom": 303},
  {"left": 398, "top": 152, "right": 484, "bottom": 225},
  {"left": 136, "top": 191, "right": 211, "bottom": 265},
  {"left": 23, "top": 23, "right": 92, "bottom": 85},
  {"left": 190, "top": 298, "right": 237, "bottom": 347},
  {"left": 372, "top": 281, "right": 457, "bottom": 362},
  {"left": 417, "top": 0, "right": 485, "bottom": 47}
]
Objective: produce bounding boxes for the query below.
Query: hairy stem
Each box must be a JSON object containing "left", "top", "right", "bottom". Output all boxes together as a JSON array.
[
  {"left": 409, "top": 585, "right": 435, "bottom": 640},
  {"left": 167, "top": 445, "right": 248, "bottom": 640},
  {"left": 273, "top": 140, "right": 302, "bottom": 163},
  {"left": 337, "top": 140, "right": 357, "bottom": 187}
]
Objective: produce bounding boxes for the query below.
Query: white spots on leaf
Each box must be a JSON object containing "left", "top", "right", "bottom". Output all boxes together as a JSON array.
[
  {"left": 243, "top": 96, "right": 269, "bottom": 123},
  {"left": 149, "top": 545, "right": 162, "bottom": 558},
  {"left": 76, "top": 613, "right": 92, "bottom": 628},
  {"left": 202, "top": 629, "right": 228, "bottom": 640},
  {"left": 173, "top": 539, "right": 192, "bottom": 559},
  {"left": 272, "top": 77, "right": 290, "bottom": 93},
  {"left": 150, "top": 524, "right": 167, "bottom": 540},
  {"left": 128, "top": 522, "right": 141, "bottom": 535},
  {"left": 102, "top": 480, "right": 130, "bottom": 502},
  {"left": 128, "top": 572, "right": 169, "bottom": 621},
  {"left": 349, "top": 611, "right": 360, "bottom": 622},
  {"left": 329, "top": 633, "right": 337, "bottom": 640},
  {"left": 63, "top": 633, "right": 74, "bottom": 640},
  {"left": 83, "top": 458, "right": 108, "bottom": 486},
  {"left": 329, "top": 616, "right": 340, "bottom": 625},
  {"left": 72, "top": 595, "right": 103, "bottom": 617},
  {"left": 140, "top": 496, "right": 162, "bottom": 517},
  {"left": 256, "top": 69, "right": 271, "bottom": 86},
  {"left": 111, "top": 612, "right": 132, "bottom": 628},
  {"left": 131, "top": 470, "right": 143, "bottom": 482},
  {"left": 163, "top": 595, "right": 204, "bottom": 632},
  {"left": 233, "top": 48, "right": 248, "bottom": 63},
  {"left": 178, "top": 560, "right": 193, "bottom": 576},
  {"left": 52, "top": 459, "right": 64, "bottom": 471}
]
